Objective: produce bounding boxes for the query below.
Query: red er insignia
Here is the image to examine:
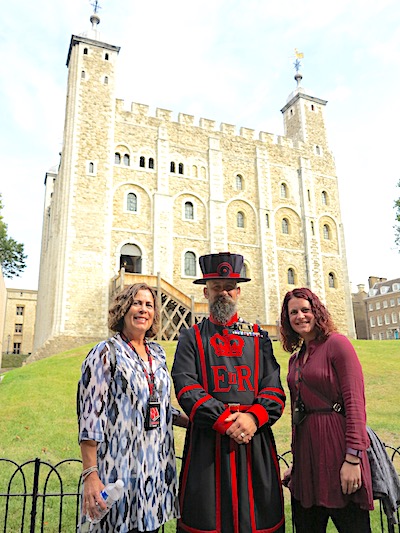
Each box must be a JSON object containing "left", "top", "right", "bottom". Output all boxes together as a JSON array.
[{"left": 210, "top": 330, "right": 245, "bottom": 357}]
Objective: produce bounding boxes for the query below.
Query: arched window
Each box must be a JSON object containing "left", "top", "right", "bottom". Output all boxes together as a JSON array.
[
  {"left": 178, "top": 163, "right": 184, "bottom": 175},
  {"left": 123, "top": 154, "right": 130, "bottom": 166},
  {"left": 148, "top": 158, "right": 154, "bottom": 169},
  {"left": 127, "top": 193, "right": 137, "bottom": 212},
  {"left": 192, "top": 165, "right": 198, "bottom": 177},
  {"left": 236, "top": 174, "right": 243, "bottom": 190},
  {"left": 139, "top": 156, "right": 145, "bottom": 168},
  {"left": 170, "top": 161, "right": 175, "bottom": 173},
  {"left": 265, "top": 213, "right": 269, "bottom": 228},
  {"left": 185, "top": 201, "right": 194, "bottom": 220},
  {"left": 280, "top": 183, "right": 287, "bottom": 198},
  {"left": 83, "top": 48, "right": 88, "bottom": 55},
  {"left": 328, "top": 272, "right": 336, "bottom": 288},
  {"left": 282, "top": 218, "right": 289, "bottom": 234},
  {"left": 88, "top": 162, "right": 94, "bottom": 174},
  {"left": 115, "top": 152, "right": 121, "bottom": 164},
  {"left": 323, "top": 224, "right": 330, "bottom": 240},
  {"left": 311, "top": 221, "right": 315, "bottom": 235},
  {"left": 241, "top": 263, "right": 248, "bottom": 279},
  {"left": 321, "top": 191, "right": 328, "bottom": 205},
  {"left": 288, "top": 268, "right": 295, "bottom": 285},
  {"left": 81, "top": 70, "right": 85, "bottom": 79},
  {"left": 315, "top": 145, "right": 321, "bottom": 155},
  {"left": 104, "top": 76, "right": 109, "bottom": 84},
  {"left": 105, "top": 53, "right": 109, "bottom": 61},
  {"left": 184, "top": 251, "right": 196, "bottom": 276},
  {"left": 237, "top": 211, "right": 245, "bottom": 228}
]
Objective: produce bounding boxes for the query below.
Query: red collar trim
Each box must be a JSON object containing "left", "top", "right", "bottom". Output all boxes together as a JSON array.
[{"left": 209, "top": 313, "right": 238, "bottom": 326}]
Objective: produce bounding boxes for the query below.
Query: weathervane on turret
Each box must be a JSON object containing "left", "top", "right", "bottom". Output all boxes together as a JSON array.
[
  {"left": 89, "top": 0, "right": 101, "bottom": 32},
  {"left": 292, "top": 48, "right": 304, "bottom": 87},
  {"left": 90, "top": 0, "right": 101, "bottom": 14}
]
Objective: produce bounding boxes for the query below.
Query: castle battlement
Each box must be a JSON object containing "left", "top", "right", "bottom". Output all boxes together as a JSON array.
[{"left": 116, "top": 98, "right": 296, "bottom": 146}]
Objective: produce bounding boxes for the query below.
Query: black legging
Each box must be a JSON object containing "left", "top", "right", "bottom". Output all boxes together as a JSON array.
[{"left": 292, "top": 498, "right": 371, "bottom": 533}]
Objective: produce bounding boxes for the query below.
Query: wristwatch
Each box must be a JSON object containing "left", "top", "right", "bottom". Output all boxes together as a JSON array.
[{"left": 346, "top": 447, "right": 362, "bottom": 458}]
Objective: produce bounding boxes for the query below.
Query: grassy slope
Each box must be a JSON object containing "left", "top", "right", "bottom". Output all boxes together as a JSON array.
[{"left": 0, "top": 339, "right": 399, "bottom": 532}]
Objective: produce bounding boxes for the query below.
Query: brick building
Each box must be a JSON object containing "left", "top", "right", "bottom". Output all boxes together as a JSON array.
[
  {"left": 365, "top": 276, "right": 400, "bottom": 340},
  {"left": 32, "top": 11, "right": 355, "bottom": 359},
  {"left": 2, "top": 288, "right": 37, "bottom": 356}
]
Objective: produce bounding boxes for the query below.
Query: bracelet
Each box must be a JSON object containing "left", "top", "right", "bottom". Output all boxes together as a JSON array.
[
  {"left": 82, "top": 465, "right": 98, "bottom": 480},
  {"left": 344, "top": 459, "right": 360, "bottom": 466}
]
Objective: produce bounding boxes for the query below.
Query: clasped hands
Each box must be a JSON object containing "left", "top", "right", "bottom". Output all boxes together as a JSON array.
[{"left": 225, "top": 412, "right": 258, "bottom": 444}]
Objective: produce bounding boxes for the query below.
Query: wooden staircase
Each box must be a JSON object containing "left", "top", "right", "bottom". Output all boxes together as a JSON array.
[{"left": 109, "top": 271, "right": 209, "bottom": 341}]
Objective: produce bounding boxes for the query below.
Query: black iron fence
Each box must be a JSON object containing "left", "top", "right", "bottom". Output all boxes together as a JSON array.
[{"left": 1, "top": 449, "right": 399, "bottom": 532}]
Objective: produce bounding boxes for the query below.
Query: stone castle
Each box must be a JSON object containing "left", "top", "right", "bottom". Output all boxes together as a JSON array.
[{"left": 32, "top": 12, "right": 355, "bottom": 359}]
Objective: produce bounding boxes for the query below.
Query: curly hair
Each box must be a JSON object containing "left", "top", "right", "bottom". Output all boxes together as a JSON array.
[
  {"left": 280, "top": 287, "right": 336, "bottom": 353},
  {"left": 108, "top": 283, "right": 160, "bottom": 338}
]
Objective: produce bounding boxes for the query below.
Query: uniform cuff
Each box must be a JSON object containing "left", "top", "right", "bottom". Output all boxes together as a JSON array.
[
  {"left": 212, "top": 408, "right": 233, "bottom": 434},
  {"left": 247, "top": 404, "right": 269, "bottom": 428}
]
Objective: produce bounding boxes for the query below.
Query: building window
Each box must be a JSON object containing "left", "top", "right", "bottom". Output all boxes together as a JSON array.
[
  {"left": 83, "top": 48, "right": 88, "bottom": 55},
  {"left": 241, "top": 263, "right": 248, "bottom": 279},
  {"left": 392, "top": 283, "right": 400, "bottom": 291},
  {"left": 282, "top": 218, "right": 289, "bottom": 234},
  {"left": 323, "top": 224, "right": 330, "bottom": 240},
  {"left": 81, "top": 70, "right": 86, "bottom": 79},
  {"left": 368, "top": 303, "right": 374, "bottom": 311},
  {"left": 311, "top": 104, "right": 315, "bottom": 111},
  {"left": 370, "top": 316, "right": 375, "bottom": 327},
  {"left": 127, "top": 193, "right": 137, "bottom": 212},
  {"left": 149, "top": 158, "right": 154, "bottom": 169},
  {"left": 237, "top": 211, "right": 245, "bottom": 228},
  {"left": 105, "top": 53, "right": 109, "bottom": 60},
  {"left": 321, "top": 191, "right": 328, "bottom": 205},
  {"left": 377, "top": 315, "right": 383, "bottom": 326},
  {"left": 376, "top": 302, "right": 381, "bottom": 310},
  {"left": 315, "top": 145, "right": 321, "bottom": 155},
  {"left": 178, "top": 163, "right": 184, "bottom": 175},
  {"left": 170, "top": 161, "right": 175, "bottom": 173},
  {"left": 115, "top": 153, "right": 121, "bottom": 165},
  {"left": 392, "top": 312, "right": 397, "bottom": 323},
  {"left": 265, "top": 213, "right": 269, "bottom": 228},
  {"left": 140, "top": 156, "right": 145, "bottom": 168},
  {"left": 104, "top": 76, "right": 109, "bottom": 84},
  {"left": 16, "top": 306, "right": 24, "bottom": 316},
  {"left": 192, "top": 165, "right": 198, "bottom": 177},
  {"left": 13, "top": 343, "right": 21, "bottom": 354},
  {"left": 15, "top": 324, "right": 23, "bottom": 333},
  {"left": 384, "top": 313, "right": 390, "bottom": 325},
  {"left": 311, "top": 221, "right": 315, "bottom": 235},
  {"left": 184, "top": 251, "right": 196, "bottom": 276},
  {"left": 379, "top": 332, "right": 385, "bottom": 340},
  {"left": 280, "top": 183, "right": 288, "bottom": 198},
  {"left": 383, "top": 300, "right": 388, "bottom": 308},
  {"left": 184, "top": 202, "right": 194, "bottom": 220},
  {"left": 88, "top": 162, "right": 94, "bottom": 174},
  {"left": 288, "top": 268, "right": 295, "bottom": 285},
  {"left": 390, "top": 298, "right": 395, "bottom": 307},
  {"left": 371, "top": 333, "right": 377, "bottom": 340},
  {"left": 236, "top": 174, "right": 243, "bottom": 190},
  {"left": 123, "top": 154, "right": 130, "bottom": 166},
  {"left": 328, "top": 272, "right": 336, "bottom": 288}
]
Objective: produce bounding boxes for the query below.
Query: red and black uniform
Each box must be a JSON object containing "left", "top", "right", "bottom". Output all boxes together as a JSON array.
[{"left": 172, "top": 314, "right": 286, "bottom": 533}]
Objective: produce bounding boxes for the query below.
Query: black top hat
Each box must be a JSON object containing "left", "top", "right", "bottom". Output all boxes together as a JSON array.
[{"left": 193, "top": 252, "right": 251, "bottom": 285}]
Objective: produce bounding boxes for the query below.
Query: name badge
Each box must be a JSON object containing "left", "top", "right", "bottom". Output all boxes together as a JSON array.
[{"left": 145, "top": 400, "right": 160, "bottom": 430}]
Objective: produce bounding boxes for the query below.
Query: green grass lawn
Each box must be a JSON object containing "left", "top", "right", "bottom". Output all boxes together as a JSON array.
[{"left": 0, "top": 339, "right": 399, "bottom": 532}]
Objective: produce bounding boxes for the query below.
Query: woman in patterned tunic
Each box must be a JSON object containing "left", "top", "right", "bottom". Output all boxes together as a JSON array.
[
  {"left": 280, "top": 288, "right": 373, "bottom": 533},
  {"left": 77, "top": 283, "right": 187, "bottom": 533}
]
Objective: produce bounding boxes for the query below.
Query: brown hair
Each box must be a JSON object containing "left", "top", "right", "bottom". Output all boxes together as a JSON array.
[
  {"left": 108, "top": 283, "right": 160, "bottom": 338},
  {"left": 280, "top": 287, "right": 336, "bottom": 353}
]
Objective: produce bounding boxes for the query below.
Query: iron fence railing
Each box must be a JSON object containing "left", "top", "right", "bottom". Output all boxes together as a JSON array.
[{"left": 1, "top": 448, "right": 399, "bottom": 532}]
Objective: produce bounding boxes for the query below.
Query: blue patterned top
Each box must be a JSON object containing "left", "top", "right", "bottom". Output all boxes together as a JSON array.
[{"left": 77, "top": 334, "right": 179, "bottom": 532}]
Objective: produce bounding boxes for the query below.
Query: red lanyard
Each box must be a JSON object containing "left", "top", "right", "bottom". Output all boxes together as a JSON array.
[{"left": 120, "top": 333, "right": 155, "bottom": 397}]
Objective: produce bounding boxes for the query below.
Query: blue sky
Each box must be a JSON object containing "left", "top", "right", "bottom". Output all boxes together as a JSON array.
[{"left": 1, "top": 0, "right": 400, "bottom": 292}]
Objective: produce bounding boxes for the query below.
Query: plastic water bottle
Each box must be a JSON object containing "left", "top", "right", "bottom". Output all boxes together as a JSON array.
[{"left": 89, "top": 479, "right": 124, "bottom": 524}]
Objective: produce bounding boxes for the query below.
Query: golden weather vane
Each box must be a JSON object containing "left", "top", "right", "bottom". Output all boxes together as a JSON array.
[{"left": 293, "top": 48, "right": 304, "bottom": 73}]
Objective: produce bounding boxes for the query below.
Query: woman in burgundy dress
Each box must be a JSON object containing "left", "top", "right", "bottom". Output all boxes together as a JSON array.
[{"left": 280, "top": 288, "right": 373, "bottom": 533}]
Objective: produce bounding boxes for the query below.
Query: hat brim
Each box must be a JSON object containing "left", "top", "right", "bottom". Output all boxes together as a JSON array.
[{"left": 193, "top": 276, "right": 251, "bottom": 285}]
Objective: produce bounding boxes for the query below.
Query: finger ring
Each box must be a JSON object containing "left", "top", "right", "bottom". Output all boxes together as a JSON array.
[
  {"left": 353, "top": 483, "right": 359, "bottom": 489},
  {"left": 240, "top": 432, "right": 245, "bottom": 438}
]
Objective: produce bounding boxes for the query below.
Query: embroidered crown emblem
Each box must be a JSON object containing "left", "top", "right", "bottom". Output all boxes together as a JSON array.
[{"left": 210, "top": 331, "right": 245, "bottom": 357}]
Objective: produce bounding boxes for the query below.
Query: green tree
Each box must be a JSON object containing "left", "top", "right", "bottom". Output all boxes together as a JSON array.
[{"left": 0, "top": 194, "right": 27, "bottom": 278}]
